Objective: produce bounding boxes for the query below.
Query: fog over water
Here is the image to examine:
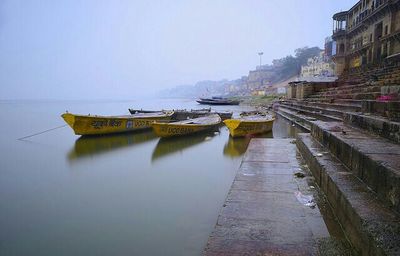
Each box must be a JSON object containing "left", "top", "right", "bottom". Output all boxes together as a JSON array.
[{"left": 0, "top": 0, "right": 354, "bottom": 100}]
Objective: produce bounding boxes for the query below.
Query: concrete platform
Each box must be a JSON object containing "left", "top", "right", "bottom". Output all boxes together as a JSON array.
[{"left": 204, "top": 139, "right": 352, "bottom": 255}]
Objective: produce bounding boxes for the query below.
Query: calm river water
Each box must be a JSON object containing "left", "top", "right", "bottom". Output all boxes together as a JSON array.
[{"left": 0, "top": 98, "right": 300, "bottom": 256}]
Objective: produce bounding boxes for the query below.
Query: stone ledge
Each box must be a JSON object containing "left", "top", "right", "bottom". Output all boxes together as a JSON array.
[
  {"left": 297, "top": 133, "right": 400, "bottom": 256},
  {"left": 310, "top": 121, "right": 400, "bottom": 212},
  {"left": 276, "top": 107, "right": 314, "bottom": 131},
  {"left": 280, "top": 101, "right": 344, "bottom": 118},
  {"left": 278, "top": 104, "right": 342, "bottom": 122},
  {"left": 344, "top": 112, "right": 400, "bottom": 143}
]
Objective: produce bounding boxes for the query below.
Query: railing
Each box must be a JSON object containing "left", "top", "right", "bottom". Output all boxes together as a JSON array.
[{"left": 332, "top": 29, "right": 346, "bottom": 37}]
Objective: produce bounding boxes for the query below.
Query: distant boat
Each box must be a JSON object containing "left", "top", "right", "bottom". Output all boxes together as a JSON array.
[
  {"left": 62, "top": 111, "right": 174, "bottom": 136},
  {"left": 152, "top": 114, "right": 222, "bottom": 137},
  {"left": 196, "top": 97, "right": 240, "bottom": 105},
  {"left": 129, "top": 108, "right": 233, "bottom": 121},
  {"left": 129, "top": 107, "right": 211, "bottom": 115},
  {"left": 223, "top": 112, "right": 275, "bottom": 137}
]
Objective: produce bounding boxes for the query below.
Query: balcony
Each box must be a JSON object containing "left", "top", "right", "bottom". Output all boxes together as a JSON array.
[
  {"left": 332, "top": 29, "right": 346, "bottom": 39},
  {"left": 332, "top": 11, "right": 347, "bottom": 39}
]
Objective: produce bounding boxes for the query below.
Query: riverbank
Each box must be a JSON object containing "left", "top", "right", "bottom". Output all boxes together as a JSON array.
[{"left": 235, "top": 95, "right": 283, "bottom": 108}]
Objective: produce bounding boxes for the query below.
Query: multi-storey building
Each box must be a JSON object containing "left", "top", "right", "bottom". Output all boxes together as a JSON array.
[
  {"left": 332, "top": 0, "right": 400, "bottom": 75},
  {"left": 300, "top": 50, "right": 335, "bottom": 79}
]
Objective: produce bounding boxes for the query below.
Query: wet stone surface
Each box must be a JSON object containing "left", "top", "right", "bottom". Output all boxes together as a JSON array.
[{"left": 204, "top": 139, "right": 353, "bottom": 256}]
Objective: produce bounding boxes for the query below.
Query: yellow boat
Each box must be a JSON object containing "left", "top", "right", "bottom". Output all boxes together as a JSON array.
[
  {"left": 223, "top": 113, "right": 275, "bottom": 137},
  {"left": 62, "top": 112, "right": 173, "bottom": 136},
  {"left": 152, "top": 114, "right": 221, "bottom": 137}
]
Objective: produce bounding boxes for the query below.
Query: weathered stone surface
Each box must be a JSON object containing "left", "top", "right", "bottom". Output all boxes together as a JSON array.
[
  {"left": 204, "top": 139, "right": 349, "bottom": 255},
  {"left": 344, "top": 112, "right": 400, "bottom": 143},
  {"left": 310, "top": 121, "right": 400, "bottom": 212},
  {"left": 297, "top": 133, "right": 400, "bottom": 256}
]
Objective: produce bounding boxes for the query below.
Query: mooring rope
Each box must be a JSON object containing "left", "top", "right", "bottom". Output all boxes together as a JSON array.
[{"left": 17, "top": 124, "right": 68, "bottom": 141}]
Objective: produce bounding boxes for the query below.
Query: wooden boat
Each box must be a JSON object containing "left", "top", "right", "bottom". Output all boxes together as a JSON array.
[
  {"left": 223, "top": 113, "right": 275, "bottom": 137},
  {"left": 196, "top": 97, "right": 240, "bottom": 105},
  {"left": 62, "top": 111, "right": 174, "bottom": 136},
  {"left": 129, "top": 108, "right": 233, "bottom": 121},
  {"left": 128, "top": 108, "right": 210, "bottom": 115},
  {"left": 152, "top": 114, "right": 221, "bottom": 137}
]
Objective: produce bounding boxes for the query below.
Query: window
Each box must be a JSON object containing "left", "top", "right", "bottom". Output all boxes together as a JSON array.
[{"left": 385, "top": 25, "right": 388, "bottom": 35}]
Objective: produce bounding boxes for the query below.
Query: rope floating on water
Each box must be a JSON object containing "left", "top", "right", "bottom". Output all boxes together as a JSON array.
[{"left": 17, "top": 124, "right": 68, "bottom": 141}]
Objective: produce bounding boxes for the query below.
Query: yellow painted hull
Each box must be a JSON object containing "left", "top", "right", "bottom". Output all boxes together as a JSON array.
[
  {"left": 223, "top": 118, "right": 275, "bottom": 138},
  {"left": 62, "top": 112, "right": 173, "bottom": 136},
  {"left": 152, "top": 115, "right": 221, "bottom": 138},
  {"left": 152, "top": 122, "right": 219, "bottom": 137}
]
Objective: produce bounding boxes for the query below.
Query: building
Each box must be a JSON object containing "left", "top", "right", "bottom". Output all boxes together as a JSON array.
[
  {"left": 300, "top": 50, "right": 336, "bottom": 79},
  {"left": 332, "top": 0, "right": 400, "bottom": 75},
  {"left": 325, "top": 36, "right": 334, "bottom": 57}
]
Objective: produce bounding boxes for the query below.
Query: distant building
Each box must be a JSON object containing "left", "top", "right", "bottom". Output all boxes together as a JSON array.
[
  {"left": 300, "top": 50, "right": 336, "bottom": 79},
  {"left": 246, "top": 68, "right": 273, "bottom": 91},
  {"left": 332, "top": 0, "right": 400, "bottom": 75},
  {"left": 325, "top": 36, "right": 334, "bottom": 57}
]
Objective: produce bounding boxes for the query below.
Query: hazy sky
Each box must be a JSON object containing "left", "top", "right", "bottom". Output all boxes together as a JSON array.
[{"left": 0, "top": 0, "right": 355, "bottom": 100}]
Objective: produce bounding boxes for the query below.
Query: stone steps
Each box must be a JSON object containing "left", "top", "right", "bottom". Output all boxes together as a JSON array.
[
  {"left": 321, "top": 86, "right": 381, "bottom": 96},
  {"left": 310, "top": 121, "right": 400, "bottom": 212},
  {"left": 297, "top": 133, "right": 400, "bottom": 256},
  {"left": 276, "top": 107, "right": 313, "bottom": 131},
  {"left": 280, "top": 101, "right": 344, "bottom": 119},
  {"left": 302, "top": 101, "right": 362, "bottom": 112},
  {"left": 279, "top": 100, "right": 400, "bottom": 143},
  {"left": 319, "top": 82, "right": 370, "bottom": 92},
  {"left": 344, "top": 112, "right": 400, "bottom": 143},
  {"left": 278, "top": 104, "right": 342, "bottom": 122},
  {"left": 279, "top": 106, "right": 400, "bottom": 208},
  {"left": 361, "top": 100, "right": 400, "bottom": 121},
  {"left": 307, "top": 92, "right": 381, "bottom": 100}
]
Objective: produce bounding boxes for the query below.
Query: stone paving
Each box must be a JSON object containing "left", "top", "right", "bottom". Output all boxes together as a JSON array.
[{"left": 204, "top": 139, "right": 349, "bottom": 256}]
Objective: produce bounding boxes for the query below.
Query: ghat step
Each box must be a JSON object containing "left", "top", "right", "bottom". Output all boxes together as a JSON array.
[
  {"left": 344, "top": 112, "right": 400, "bottom": 143},
  {"left": 276, "top": 107, "right": 314, "bottom": 131},
  {"left": 280, "top": 101, "right": 345, "bottom": 119},
  {"left": 297, "top": 134, "right": 400, "bottom": 256},
  {"left": 278, "top": 104, "right": 342, "bottom": 122},
  {"left": 310, "top": 121, "right": 400, "bottom": 212}
]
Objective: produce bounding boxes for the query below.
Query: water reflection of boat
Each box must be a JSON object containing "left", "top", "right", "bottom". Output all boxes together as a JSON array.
[
  {"left": 223, "top": 128, "right": 273, "bottom": 158},
  {"left": 223, "top": 136, "right": 252, "bottom": 158},
  {"left": 151, "top": 131, "right": 217, "bottom": 162},
  {"left": 68, "top": 130, "right": 157, "bottom": 161}
]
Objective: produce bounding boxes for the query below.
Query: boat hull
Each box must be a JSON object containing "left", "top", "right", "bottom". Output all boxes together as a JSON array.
[
  {"left": 152, "top": 115, "right": 221, "bottom": 137},
  {"left": 129, "top": 108, "right": 232, "bottom": 121},
  {"left": 223, "top": 118, "right": 275, "bottom": 138},
  {"left": 62, "top": 113, "right": 173, "bottom": 136},
  {"left": 196, "top": 99, "right": 240, "bottom": 105}
]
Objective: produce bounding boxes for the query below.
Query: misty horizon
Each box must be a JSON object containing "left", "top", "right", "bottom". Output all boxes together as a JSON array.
[{"left": 0, "top": 0, "right": 355, "bottom": 100}]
